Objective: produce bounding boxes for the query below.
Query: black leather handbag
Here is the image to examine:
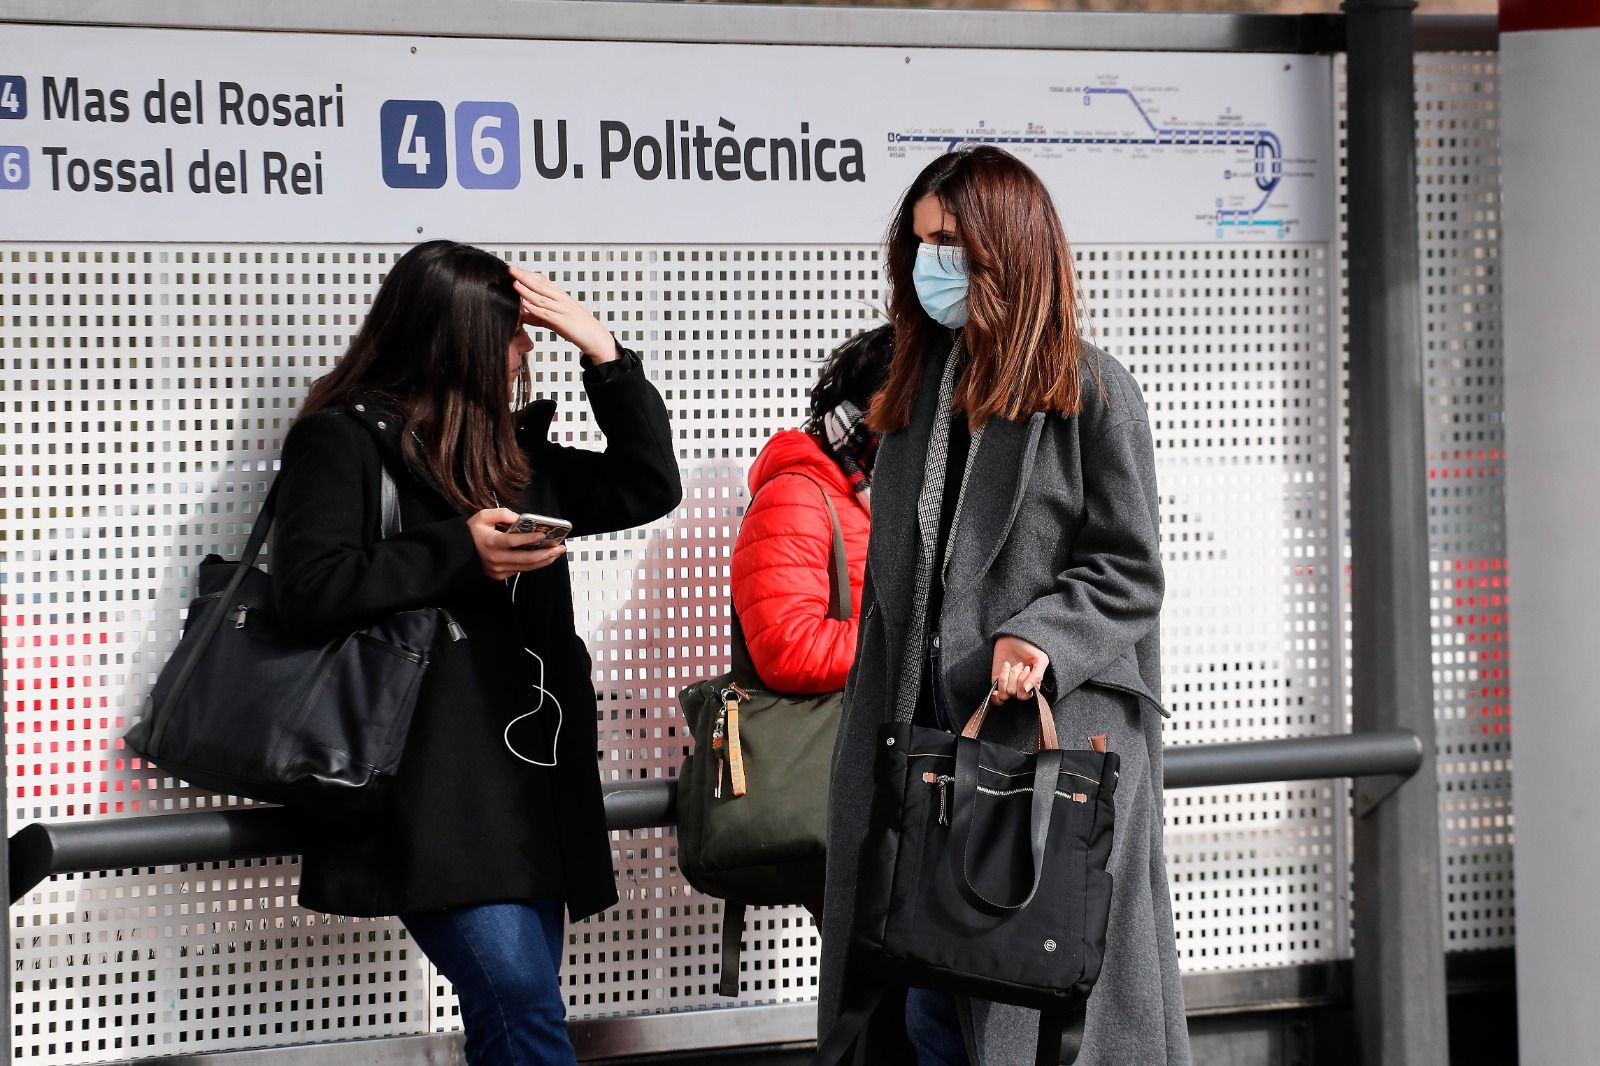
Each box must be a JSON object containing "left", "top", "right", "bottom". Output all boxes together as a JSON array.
[
  {"left": 125, "top": 459, "right": 440, "bottom": 827},
  {"left": 815, "top": 687, "right": 1119, "bottom": 1066}
]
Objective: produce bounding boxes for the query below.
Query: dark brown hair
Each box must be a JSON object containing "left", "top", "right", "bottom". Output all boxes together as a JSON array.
[
  {"left": 298, "top": 239, "right": 531, "bottom": 513},
  {"left": 869, "top": 145, "right": 1092, "bottom": 434}
]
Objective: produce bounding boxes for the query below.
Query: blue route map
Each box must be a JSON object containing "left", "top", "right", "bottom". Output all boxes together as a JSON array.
[{"left": 887, "top": 75, "right": 1319, "bottom": 241}]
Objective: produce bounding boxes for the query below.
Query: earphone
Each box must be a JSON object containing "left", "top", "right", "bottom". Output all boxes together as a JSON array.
[{"left": 502, "top": 570, "right": 562, "bottom": 767}]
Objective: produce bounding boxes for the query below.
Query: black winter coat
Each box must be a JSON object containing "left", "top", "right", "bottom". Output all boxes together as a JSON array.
[{"left": 270, "top": 349, "right": 681, "bottom": 920}]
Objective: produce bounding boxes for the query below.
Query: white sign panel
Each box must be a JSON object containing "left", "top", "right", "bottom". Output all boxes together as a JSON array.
[{"left": 0, "top": 25, "right": 1333, "bottom": 244}]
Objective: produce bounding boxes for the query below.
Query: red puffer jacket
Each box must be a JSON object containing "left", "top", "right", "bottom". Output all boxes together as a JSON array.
[{"left": 731, "top": 429, "right": 871, "bottom": 693}]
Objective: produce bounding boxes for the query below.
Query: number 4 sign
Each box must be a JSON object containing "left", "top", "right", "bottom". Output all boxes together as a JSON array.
[
  {"left": 380, "top": 100, "right": 447, "bottom": 189},
  {"left": 0, "top": 75, "right": 27, "bottom": 120}
]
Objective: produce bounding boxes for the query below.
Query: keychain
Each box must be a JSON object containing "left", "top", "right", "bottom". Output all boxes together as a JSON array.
[{"left": 711, "top": 708, "right": 727, "bottom": 799}]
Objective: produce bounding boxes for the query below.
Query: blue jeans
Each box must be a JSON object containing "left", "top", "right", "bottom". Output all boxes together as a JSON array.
[
  {"left": 906, "top": 986, "right": 971, "bottom": 1066},
  {"left": 401, "top": 900, "right": 577, "bottom": 1066}
]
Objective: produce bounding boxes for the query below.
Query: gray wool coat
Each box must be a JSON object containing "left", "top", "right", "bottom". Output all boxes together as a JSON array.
[{"left": 819, "top": 337, "right": 1192, "bottom": 1066}]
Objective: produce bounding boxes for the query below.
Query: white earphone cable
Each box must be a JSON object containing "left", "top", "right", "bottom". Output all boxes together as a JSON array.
[{"left": 502, "top": 570, "right": 562, "bottom": 767}]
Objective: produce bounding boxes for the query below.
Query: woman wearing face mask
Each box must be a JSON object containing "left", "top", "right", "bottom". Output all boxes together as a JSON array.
[{"left": 818, "top": 147, "right": 1190, "bottom": 1065}]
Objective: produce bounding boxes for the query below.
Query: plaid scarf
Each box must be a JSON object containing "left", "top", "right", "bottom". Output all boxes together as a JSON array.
[{"left": 818, "top": 400, "right": 879, "bottom": 510}]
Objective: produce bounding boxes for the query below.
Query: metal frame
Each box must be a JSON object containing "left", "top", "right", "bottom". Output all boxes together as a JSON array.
[
  {"left": 0, "top": 1, "right": 1493, "bottom": 53},
  {"left": 1342, "top": 1, "right": 1452, "bottom": 1063}
]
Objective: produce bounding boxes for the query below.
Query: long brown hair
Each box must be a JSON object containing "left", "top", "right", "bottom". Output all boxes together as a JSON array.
[
  {"left": 298, "top": 240, "right": 532, "bottom": 513},
  {"left": 870, "top": 146, "right": 1092, "bottom": 434}
]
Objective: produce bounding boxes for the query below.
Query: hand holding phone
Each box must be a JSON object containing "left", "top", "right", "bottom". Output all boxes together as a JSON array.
[
  {"left": 470, "top": 509, "right": 567, "bottom": 581},
  {"left": 502, "top": 512, "right": 572, "bottom": 549}
]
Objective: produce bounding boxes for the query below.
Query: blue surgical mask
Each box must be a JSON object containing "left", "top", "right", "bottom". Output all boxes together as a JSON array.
[{"left": 912, "top": 243, "right": 969, "bottom": 329}]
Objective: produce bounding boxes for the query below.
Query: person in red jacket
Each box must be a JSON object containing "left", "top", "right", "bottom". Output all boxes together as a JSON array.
[{"left": 732, "top": 325, "right": 893, "bottom": 693}]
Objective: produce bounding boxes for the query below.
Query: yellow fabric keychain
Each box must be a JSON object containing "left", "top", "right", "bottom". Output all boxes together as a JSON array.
[{"left": 725, "top": 693, "right": 749, "bottom": 798}]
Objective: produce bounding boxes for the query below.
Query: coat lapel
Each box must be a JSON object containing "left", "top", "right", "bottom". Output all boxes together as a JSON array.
[
  {"left": 869, "top": 342, "right": 949, "bottom": 628},
  {"left": 943, "top": 410, "right": 1047, "bottom": 599}
]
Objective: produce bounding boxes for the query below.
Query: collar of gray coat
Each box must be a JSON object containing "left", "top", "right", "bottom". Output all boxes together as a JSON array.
[{"left": 868, "top": 336, "right": 1048, "bottom": 627}]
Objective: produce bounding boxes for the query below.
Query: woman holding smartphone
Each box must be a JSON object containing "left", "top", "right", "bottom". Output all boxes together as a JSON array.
[
  {"left": 271, "top": 240, "right": 680, "bottom": 1065},
  {"left": 819, "top": 147, "right": 1190, "bottom": 1064}
]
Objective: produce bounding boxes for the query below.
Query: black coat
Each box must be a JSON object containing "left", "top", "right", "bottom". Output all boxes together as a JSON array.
[{"left": 270, "top": 349, "right": 681, "bottom": 920}]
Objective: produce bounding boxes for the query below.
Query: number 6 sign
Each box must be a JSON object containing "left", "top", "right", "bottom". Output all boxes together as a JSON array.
[{"left": 454, "top": 102, "right": 520, "bottom": 190}]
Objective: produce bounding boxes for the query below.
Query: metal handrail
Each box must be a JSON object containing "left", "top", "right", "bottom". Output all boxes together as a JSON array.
[{"left": 8, "top": 728, "right": 1421, "bottom": 904}]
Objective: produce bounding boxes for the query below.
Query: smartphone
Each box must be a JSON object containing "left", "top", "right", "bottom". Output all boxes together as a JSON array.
[{"left": 505, "top": 512, "right": 572, "bottom": 549}]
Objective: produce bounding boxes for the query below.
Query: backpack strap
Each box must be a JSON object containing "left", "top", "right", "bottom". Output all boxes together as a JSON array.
[
  {"left": 730, "top": 471, "right": 852, "bottom": 685},
  {"left": 717, "top": 900, "right": 746, "bottom": 998},
  {"left": 1036, "top": 1004, "right": 1087, "bottom": 1066},
  {"left": 797, "top": 475, "right": 852, "bottom": 622}
]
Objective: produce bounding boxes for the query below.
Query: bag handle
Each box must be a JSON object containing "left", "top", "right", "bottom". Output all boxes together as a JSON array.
[
  {"left": 151, "top": 461, "right": 398, "bottom": 723},
  {"left": 960, "top": 682, "right": 1060, "bottom": 752},
  {"left": 729, "top": 471, "right": 852, "bottom": 685},
  {"left": 948, "top": 681, "right": 1064, "bottom": 916},
  {"left": 147, "top": 477, "right": 281, "bottom": 724},
  {"left": 950, "top": 738, "right": 1063, "bottom": 916}
]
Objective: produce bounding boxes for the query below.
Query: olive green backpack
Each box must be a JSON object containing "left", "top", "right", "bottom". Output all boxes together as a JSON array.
[{"left": 677, "top": 473, "right": 850, "bottom": 997}]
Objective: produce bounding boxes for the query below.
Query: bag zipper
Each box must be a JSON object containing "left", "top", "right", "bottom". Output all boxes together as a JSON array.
[
  {"left": 975, "top": 782, "right": 1091, "bottom": 804},
  {"left": 920, "top": 772, "right": 1090, "bottom": 826},
  {"left": 921, "top": 772, "right": 954, "bottom": 825},
  {"left": 906, "top": 751, "right": 1102, "bottom": 787}
]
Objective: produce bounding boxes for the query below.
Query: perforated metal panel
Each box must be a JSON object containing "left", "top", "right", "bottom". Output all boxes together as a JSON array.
[
  {"left": 1332, "top": 53, "right": 1512, "bottom": 958},
  {"left": 531, "top": 245, "right": 877, "bottom": 1018},
  {"left": 2, "top": 247, "right": 436, "bottom": 1063},
  {"left": 1081, "top": 244, "right": 1348, "bottom": 972},
  {"left": 1, "top": 54, "right": 1508, "bottom": 1066},
  {"left": 0, "top": 235, "right": 1337, "bottom": 1063},
  {"left": 0, "top": 244, "right": 883, "bottom": 1058},
  {"left": 1413, "top": 55, "right": 1512, "bottom": 952}
]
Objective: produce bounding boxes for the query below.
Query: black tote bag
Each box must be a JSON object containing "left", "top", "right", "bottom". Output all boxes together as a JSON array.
[
  {"left": 125, "top": 461, "right": 440, "bottom": 827},
  {"left": 816, "top": 686, "right": 1119, "bottom": 1066}
]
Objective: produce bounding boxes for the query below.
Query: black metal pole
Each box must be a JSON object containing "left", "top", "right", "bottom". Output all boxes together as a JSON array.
[
  {"left": 1341, "top": 1, "right": 1450, "bottom": 1063},
  {"left": 1162, "top": 729, "right": 1420, "bottom": 790}
]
